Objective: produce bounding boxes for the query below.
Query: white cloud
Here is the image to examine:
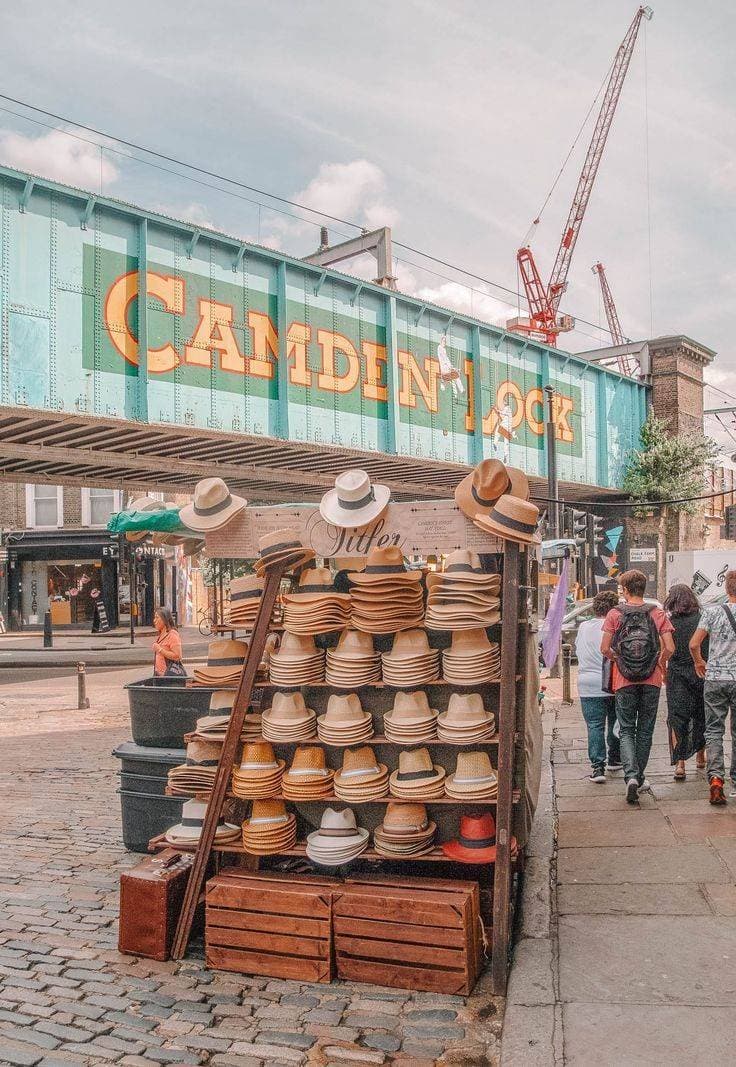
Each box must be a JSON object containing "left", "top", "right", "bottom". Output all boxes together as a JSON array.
[
  {"left": 0, "top": 127, "right": 118, "bottom": 189},
  {"left": 151, "top": 200, "right": 217, "bottom": 230},
  {"left": 393, "top": 261, "right": 513, "bottom": 328},
  {"left": 296, "top": 160, "right": 399, "bottom": 231}
]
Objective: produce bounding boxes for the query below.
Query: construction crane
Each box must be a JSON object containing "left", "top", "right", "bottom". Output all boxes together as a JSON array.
[
  {"left": 508, "top": 6, "right": 653, "bottom": 347},
  {"left": 591, "top": 262, "right": 640, "bottom": 377}
]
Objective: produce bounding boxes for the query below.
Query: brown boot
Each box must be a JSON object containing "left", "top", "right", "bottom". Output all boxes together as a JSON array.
[{"left": 710, "top": 778, "right": 727, "bottom": 806}]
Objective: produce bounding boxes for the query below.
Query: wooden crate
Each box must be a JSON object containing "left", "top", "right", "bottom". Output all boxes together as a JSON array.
[
  {"left": 334, "top": 879, "right": 481, "bottom": 994},
  {"left": 206, "top": 870, "right": 337, "bottom": 983}
]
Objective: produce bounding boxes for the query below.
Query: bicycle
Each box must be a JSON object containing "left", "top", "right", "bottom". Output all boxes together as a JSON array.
[{"left": 197, "top": 606, "right": 214, "bottom": 637}]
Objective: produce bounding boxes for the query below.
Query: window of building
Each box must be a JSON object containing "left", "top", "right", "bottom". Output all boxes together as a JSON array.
[
  {"left": 25, "top": 484, "right": 63, "bottom": 529},
  {"left": 82, "top": 487, "right": 122, "bottom": 527}
]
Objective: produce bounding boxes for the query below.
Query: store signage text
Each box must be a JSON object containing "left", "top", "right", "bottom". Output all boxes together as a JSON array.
[{"left": 104, "top": 270, "right": 576, "bottom": 443}]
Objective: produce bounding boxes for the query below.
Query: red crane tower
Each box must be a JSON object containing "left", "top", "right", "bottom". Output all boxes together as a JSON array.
[
  {"left": 508, "top": 6, "right": 653, "bottom": 347},
  {"left": 591, "top": 262, "right": 641, "bottom": 377}
]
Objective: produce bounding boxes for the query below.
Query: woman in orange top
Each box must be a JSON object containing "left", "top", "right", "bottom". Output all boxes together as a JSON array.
[{"left": 153, "top": 607, "right": 185, "bottom": 676}]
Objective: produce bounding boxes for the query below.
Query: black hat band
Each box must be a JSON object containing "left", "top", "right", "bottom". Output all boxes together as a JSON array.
[
  {"left": 396, "top": 768, "right": 436, "bottom": 781},
  {"left": 489, "top": 508, "right": 536, "bottom": 535},
  {"left": 230, "top": 588, "right": 262, "bottom": 602},
  {"left": 194, "top": 493, "right": 233, "bottom": 517},
  {"left": 472, "top": 483, "right": 503, "bottom": 508},
  {"left": 207, "top": 656, "right": 245, "bottom": 667},
  {"left": 457, "top": 833, "right": 496, "bottom": 849},
  {"left": 337, "top": 486, "right": 375, "bottom": 510}
]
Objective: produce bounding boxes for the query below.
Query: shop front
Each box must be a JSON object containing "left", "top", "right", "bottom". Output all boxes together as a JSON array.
[{"left": 6, "top": 530, "right": 121, "bottom": 631}]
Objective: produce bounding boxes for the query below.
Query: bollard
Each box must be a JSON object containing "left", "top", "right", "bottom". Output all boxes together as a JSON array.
[
  {"left": 561, "top": 643, "right": 573, "bottom": 704},
  {"left": 77, "top": 661, "right": 90, "bottom": 710},
  {"left": 43, "top": 610, "right": 53, "bottom": 648}
]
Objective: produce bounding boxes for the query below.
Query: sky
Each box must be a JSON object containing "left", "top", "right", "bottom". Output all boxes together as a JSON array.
[{"left": 0, "top": 0, "right": 734, "bottom": 443}]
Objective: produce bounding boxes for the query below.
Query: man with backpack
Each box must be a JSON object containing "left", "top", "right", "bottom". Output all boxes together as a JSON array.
[
  {"left": 689, "top": 569, "right": 736, "bottom": 806},
  {"left": 601, "top": 569, "right": 675, "bottom": 805}
]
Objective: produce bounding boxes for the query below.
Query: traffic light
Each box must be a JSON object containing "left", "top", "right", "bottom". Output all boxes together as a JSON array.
[
  {"left": 569, "top": 509, "right": 587, "bottom": 546},
  {"left": 588, "top": 514, "right": 605, "bottom": 550},
  {"left": 726, "top": 505, "right": 736, "bottom": 541}
]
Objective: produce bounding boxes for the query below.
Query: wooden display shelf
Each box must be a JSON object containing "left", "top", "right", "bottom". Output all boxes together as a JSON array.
[
  {"left": 184, "top": 731, "right": 500, "bottom": 747},
  {"left": 226, "top": 792, "right": 499, "bottom": 806}
]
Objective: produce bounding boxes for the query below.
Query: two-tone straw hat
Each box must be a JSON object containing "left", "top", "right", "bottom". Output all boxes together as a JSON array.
[
  {"left": 333, "top": 745, "right": 389, "bottom": 801},
  {"left": 262, "top": 692, "right": 317, "bottom": 742},
  {"left": 282, "top": 746, "right": 335, "bottom": 800},
  {"left": 165, "top": 798, "right": 240, "bottom": 846},
  {"left": 319, "top": 470, "right": 391, "bottom": 529},
  {"left": 225, "top": 574, "right": 273, "bottom": 630},
  {"left": 231, "top": 741, "right": 285, "bottom": 800},
  {"left": 388, "top": 746, "right": 446, "bottom": 800},
  {"left": 383, "top": 691, "right": 438, "bottom": 744},
  {"left": 254, "top": 529, "right": 316, "bottom": 576},
  {"left": 425, "top": 551, "right": 501, "bottom": 632},
  {"left": 317, "top": 693, "right": 374, "bottom": 745},
  {"left": 445, "top": 750, "right": 499, "bottom": 800},
  {"left": 196, "top": 690, "right": 262, "bottom": 740},
  {"left": 325, "top": 629, "right": 381, "bottom": 687},
  {"left": 166, "top": 739, "right": 221, "bottom": 797},
  {"left": 349, "top": 547, "right": 425, "bottom": 634},
  {"left": 381, "top": 629, "right": 440, "bottom": 687},
  {"left": 282, "top": 568, "right": 351, "bottom": 636},
  {"left": 269, "top": 633, "right": 325, "bottom": 686},
  {"left": 373, "top": 802, "right": 437, "bottom": 858},
  {"left": 473, "top": 496, "right": 541, "bottom": 546},
  {"left": 192, "top": 639, "right": 248, "bottom": 687},
  {"left": 306, "top": 807, "right": 369, "bottom": 866},
  {"left": 441, "top": 628, "right": 501, "bottom": 685},
  {"left": 241, "top": 799, "right": 297, "bottom": 855},
  {"left": 180, "top": 477, "right": 247, "bottom": 533},
  {"left": 437, "top": 692, "right": 496, "bottom": 742}
]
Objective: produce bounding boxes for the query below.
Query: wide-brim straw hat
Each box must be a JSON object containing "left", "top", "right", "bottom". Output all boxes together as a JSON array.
[
  {"left": 445, "top": 751, "right": 498, "bottom": 794},
  {"left": 473, "top": 495, "right": 541, "bottom": 545},
  {"left": 334, "top": 745, "right": 387, "bottom": 788},
  {"left": 454, "top": 459, "right": 510, "bottom": 520},
  {"left": 198, "top": 638, "right": 248, "bottom": 677},
  {"left": 349, "top": 547, "right": 422, "bottom": 585},
  {"left": 271, "top": 633, "right": 321, "bottom": 661},
  {"left": 164, "top": 799, "right": 239, "bottom": 844},
  {"left": 319, "top": 469, "right": 391, "bottom": 529},
  {"left": 179, "top": 477, "right": 247, "bottom": 533},
  {"left": 382, "top": 628, "right": 433, "bottom": 661},
  {"left": 438, "top": 693, "right": 494, "bottom": 727},
  {"left": 125, "top": 496, "right": 169, "bottom": 542},
  {"left": 306, "top": 806, "right": 369, "bottom": 860},
  {"left": 242, "top": 801, "right": 297, "bottom": 854},
  {"left": 426, "top": 551, "right": 493, "bottom": 587},
  {"left": 254, "top": 529, "right": 315, "bottom": 574},
  {"left": 234, "top": 742, "right": 284, "bottom": 777}
]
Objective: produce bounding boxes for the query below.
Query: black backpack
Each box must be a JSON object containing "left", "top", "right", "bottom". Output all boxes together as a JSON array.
[{"left": 611, "top": 603, "right": 660, "bottom": 682}]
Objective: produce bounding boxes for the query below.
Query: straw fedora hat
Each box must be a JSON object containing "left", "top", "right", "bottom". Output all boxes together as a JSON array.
[
  {"left": 179, "top": 477, "right": 246, "bottom": 533},
  {"left": 271, "top": 633, "right": 321, "bottom": 662},
  {"left": 349, "top": 546, "right": 422, "bottom": 585},
  {"left": 441, "top": 812, "right": 498, "bottom": 863},
  {"left": 473, "top": 495, "right": 541, "bottom": 545},
  {"left": 334, "top": 745, "right": 387, "bottom": 785},
  {"left": 445, "top": 750, "right": 498, "bottom": 794},
  {"left": 208, "top": 690, "right": 236, "bottom": 714},
  {"left": 454, "top": 459, "right": 510, "bottom": 520},
  {"left": 235, "top": 741, "right": 284, "bottom": 778},
  {"left": 125, "top": 495, "right": 168, "bottom": 542},
  {"left": 266, "top": 691, "right": 313, "bottom": 723},
  {"left": 320, "top": 469, "right": 391, "bottom": 529},
  {"left": 254, "top": 529, "right": 315, "bottom": 574},
  {"left": 164, "top": 798, "right": 240, "bottom": 845},
  {"left": 385, "top": 690, "right": 437, "bottom": 727},
  {"left": 283, "top": 746, "right": 333, "bottom": 784},
  {"left": 306, "top": 807, "right": 369, "bottom": 865},
  {"left": 382, "top": 629, "right": 435, "bottom": 663},
  {"left": 285, "top": 568, "right": 349, "bottom": 603},
  {"left": 427, "top": 550, "right": 492, "bottom": 586},
  {"left": 229, "top": 574, "right": 264, "bottom": 603},
  {"left": 242, "top": 799, "right": 297, "bottom": 855},
  {"left": 331, "top": 630, "right": 378, "bottom": 660},
  {"left": 388, "top": 747, "right": 445, "bottom": 796},
  {"left": 194, "top": 639, "right": 248, "bottom": 681},
  {"left": 439, "top": 692, "right": 494, "bottom": 727},
  {"left": 377, "top": 802, "right": 434, "bottom": 840}
]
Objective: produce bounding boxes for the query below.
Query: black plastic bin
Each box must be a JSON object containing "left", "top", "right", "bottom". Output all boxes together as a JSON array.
[
  {"left": 124, "top": 676, "right": 219, "bottom": 747},
  {"left": 112, "top": 742, "right": 186, "bottom": 852}
]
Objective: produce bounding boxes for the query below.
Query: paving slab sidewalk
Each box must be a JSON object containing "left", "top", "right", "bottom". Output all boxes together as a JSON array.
[{"left": 501, "top": 682, "right": 736, "bottom": 1067}]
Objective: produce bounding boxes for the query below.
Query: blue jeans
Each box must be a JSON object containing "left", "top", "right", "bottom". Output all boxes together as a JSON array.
[
  {"left": 581, "top": 696, "right": 619, "bottom": 771},
  {"left": 615, "top": 685, "right": 660, "bottom": 784}
]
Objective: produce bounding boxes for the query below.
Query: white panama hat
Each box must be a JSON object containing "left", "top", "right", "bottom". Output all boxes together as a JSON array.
[
  {"left": 179, "top": 477, "right": 247, "bottom": 533},
  {"left": 319, "top": 469, "right": 390, "bottom": 529}
]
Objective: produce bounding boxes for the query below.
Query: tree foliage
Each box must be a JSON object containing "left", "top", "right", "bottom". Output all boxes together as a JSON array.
[{"left": 622, "top": 414, "right": 718, "bottom": 515}]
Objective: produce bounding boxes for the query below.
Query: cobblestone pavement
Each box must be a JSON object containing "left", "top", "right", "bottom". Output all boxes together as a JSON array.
[{"left": 0, "top": 668, "right": 503, "bottom": 1067}]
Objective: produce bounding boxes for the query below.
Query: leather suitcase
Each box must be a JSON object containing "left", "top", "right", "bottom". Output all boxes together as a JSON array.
[{"left": 119, "top": 849, "right": 193, "bottom": 960}]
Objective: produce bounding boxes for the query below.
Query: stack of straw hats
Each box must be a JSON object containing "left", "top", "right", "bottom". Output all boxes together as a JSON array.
[
  {"left": 282, "top": 746, "right": 335, "bottom": 800},
  {"left": 196, "top": 690, "right": 262, "bottom": 740},
  {"left": 192, "top": 639, "right": 248, "bottom": 687},
  {"left": 262, "top": 692, "right": 317, "bottom": 742},
  {"left": 317, "top": 693, "right": 374, "bottom": 745},
  {"left": 453, "top": 458, "right": 540, "bottom": 546},
  {"left": 349, "top": 547, "right": 425, "bottom": 633},
  {"left": 441, "top": 628, "right": 501, "bottom": 684},
  {"left": 306, "top": 807, "right": 369, "bottom": 866},
  {"left": 231, "top": 741, "right": 285, "bottom": 799},
  {"left": 325, "top": 630, "right": 381, "bottom": 687},
  {"left": 254, "top": 529, "right": 315, "bottom": 575},
  {"left": 383, "top": 691, "right": 438, "bottom": 743},
  {"left": 437, "top": 692, "right": 496, "bottom": 742},
  {"left": 381, "top": 629, "right": 440, "bottom": 687},
  {"left": 241, "top": 799, "right": 297, "bottom": 855},
  {"left": 165, "top": 798, "right": 240, "bottom": 846},
  {"left": 425, "top": 551, "right": 501, "bottom": 631},
  {"left": 373, "top": 802, "right": 437, "bottom": 858},
  {"left": 445, "top": 750, "right": 499, "bottom": 800},
  {"left": 333, "top": 745, "right": 389, "bottom": 801},
  {"left": 167, "top": 739, "right": 221, "bottom": 797},
  {"left": 269, "top": 633, "right": 325, "bottom": 685},
  {"left": 388, "top": 747, "right": 446, "bottom": 799},
  {"left": 282, "top": 568, "right": 351, "bottom": 635},
  {"left": 225, "top": 574, "right": 266, "bottom": 629}
]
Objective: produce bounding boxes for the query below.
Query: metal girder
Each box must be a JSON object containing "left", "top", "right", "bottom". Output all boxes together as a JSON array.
[
  {"left": 81, "top": 196, "right": 97, "bottom": 230},
  {"left": 18, "top": 177, "right": 35, "bottom": 212},
  {"left": 186, "top": 229, "right": 201, "bottom": 259},
  {"left": 304, "top": 227, "right": 397, "bottom": 289}
]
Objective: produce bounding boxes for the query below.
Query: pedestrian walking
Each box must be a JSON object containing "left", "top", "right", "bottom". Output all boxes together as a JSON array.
[
  {"left": 689, "top": 569, "right": 736, "bottom": 805},
  {"left": 152, "top": 606, "right": 186, "bottom": 677},
  {"left": 575, "top": 589, "right": 622, "bottom": 782},
  {"left": 663, "top": 583, "right": 707, "bottom": 781},
  {"left": 601, "top": 569, "right": 674, "bottom": 805}
]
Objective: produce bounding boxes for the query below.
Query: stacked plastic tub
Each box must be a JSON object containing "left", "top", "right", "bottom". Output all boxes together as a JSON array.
[{"left": 113, "top": 677, "right": 219, "bottom": 851}]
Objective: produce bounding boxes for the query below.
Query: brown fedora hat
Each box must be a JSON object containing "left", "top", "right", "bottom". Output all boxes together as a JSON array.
[
  {"left": 507, "top": 466, "right": 530, "bottom": 501},
  {"left": 454, "top": 459, "right": 510, "bottom": 520},
  {"left": 473, "top": 495, "right": 541, "bottom": 545}
]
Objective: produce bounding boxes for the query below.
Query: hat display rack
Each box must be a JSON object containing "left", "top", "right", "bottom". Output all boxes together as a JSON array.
[{"left": 149, "top": 463, "right": 535, "bottom": 995}]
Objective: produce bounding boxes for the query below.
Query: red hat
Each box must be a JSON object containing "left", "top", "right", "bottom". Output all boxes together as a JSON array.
[{"left": 441, "top": 811, "right": 499, "bottom": 864}]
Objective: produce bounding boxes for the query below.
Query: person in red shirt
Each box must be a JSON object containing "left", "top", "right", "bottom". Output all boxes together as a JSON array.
[{"left": 601, "top": 569, "right": 675, "bottom": 805}]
